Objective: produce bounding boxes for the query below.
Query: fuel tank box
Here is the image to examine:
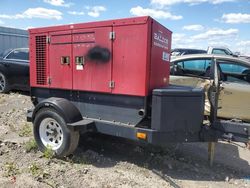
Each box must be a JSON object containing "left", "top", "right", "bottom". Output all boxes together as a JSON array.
[
  {"left": 151, "top": 86, "right": 205, "bottom": 142},
  {"left": 29, "top": 16, "right": 172, "bottom": 97}
]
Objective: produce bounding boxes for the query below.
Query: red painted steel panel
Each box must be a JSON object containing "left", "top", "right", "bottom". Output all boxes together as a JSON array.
[
  {"left": 72, "top": 32, "right": 95, "bottom": 43},
  {"left": 149, "top": 20, "right": 171, "bottom": 92},
  {"left": 72, "top": 27, "right": 112, "bottom": 92},
  {"left": 29, "top": 34, "right": 38, "bottom": 87},
  {"left": 49, "top": 30, "right": 72, "bottom": 89},
  {"left": 112, "top": 24, "right": 150, "bottom": 96},
  {"left": 51, "top": 33, "right": 71, "bottom": 44},
  {"left": 29, "top": 16, "right": 172, "bottom": 97},
  {"left": 29, "top": 16, "right": 149, "bottom": 35}
]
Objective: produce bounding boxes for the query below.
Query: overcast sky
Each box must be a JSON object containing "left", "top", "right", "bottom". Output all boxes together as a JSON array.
[{"left": 0, "top": 0, "right": 250, "bottom": 54}]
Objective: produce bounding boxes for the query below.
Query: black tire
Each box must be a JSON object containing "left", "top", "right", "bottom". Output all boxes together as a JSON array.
[
  {"left": 0, "top": 72, "right": 10, "bottom": 93},
  {"left": 33, "top": 108, "right": 79, "bottom": 157}
]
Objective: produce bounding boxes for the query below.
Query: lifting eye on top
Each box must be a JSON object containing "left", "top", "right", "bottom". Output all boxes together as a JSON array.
[{"left": 61, "top": 56, "right": 70, "bottom": 65}]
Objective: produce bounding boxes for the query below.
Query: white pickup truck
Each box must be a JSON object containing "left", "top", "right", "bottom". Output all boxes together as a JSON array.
[
  {"left": 171, "top": 46, "right": 250, "bottom": 60},
  {"left": 207, "top": 46, "right": 250, "bottom": 61},
  {"left": 207, "top": 46, "right": 238, "bottom": 56}
]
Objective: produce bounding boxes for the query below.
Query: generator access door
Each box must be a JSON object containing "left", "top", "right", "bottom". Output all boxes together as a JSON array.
[
  {"left": 48, "top": 30, "right": 72, "bottom": 90},
  {"left": 72, "top": 27, "right": 112, "bottom": 93}
]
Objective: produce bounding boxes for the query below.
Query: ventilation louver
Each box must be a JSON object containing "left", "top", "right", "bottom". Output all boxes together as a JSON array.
[{"left": 35, "top": 36, "right": 47, "bottom": 85}]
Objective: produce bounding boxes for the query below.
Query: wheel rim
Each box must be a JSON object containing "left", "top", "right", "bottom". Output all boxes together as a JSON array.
[
  {"left": 0, "top": 74, "right": 5, "bottom": 92},
  {"left": 39, "top": 118, "right": 64, "bottom": 150}
]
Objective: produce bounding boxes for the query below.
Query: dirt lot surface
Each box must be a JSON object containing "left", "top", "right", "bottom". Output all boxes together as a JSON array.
[{"left": 0, "top": 92, "right": 249, "bottom": 188}]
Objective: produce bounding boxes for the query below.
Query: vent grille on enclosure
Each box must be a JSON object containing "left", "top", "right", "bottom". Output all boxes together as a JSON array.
[{"left": 35, "top": 36, "right": 47, "bottom": 85}]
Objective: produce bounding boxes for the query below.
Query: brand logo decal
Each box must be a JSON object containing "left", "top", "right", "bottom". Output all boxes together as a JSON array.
[{"left": 153, "top": 32, "right": 169, "bottom": 49}]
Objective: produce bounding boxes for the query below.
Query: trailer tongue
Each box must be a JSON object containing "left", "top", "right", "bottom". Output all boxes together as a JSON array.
[{"left": 27, "top": 16, "right": 250, "bottom": 158}]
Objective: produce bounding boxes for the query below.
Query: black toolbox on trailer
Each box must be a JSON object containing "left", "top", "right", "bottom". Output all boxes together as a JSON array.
[{"left": 151, "top": 86, "right": 205, "bottom": 143}]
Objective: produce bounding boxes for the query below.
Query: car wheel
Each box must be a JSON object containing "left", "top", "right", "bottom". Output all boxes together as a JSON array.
[
  {"left": 0, "top": 72, "right": 10, "bottom": 93},
  {"left": 33, "top": 108, "right": 80, "bottom": 157}
]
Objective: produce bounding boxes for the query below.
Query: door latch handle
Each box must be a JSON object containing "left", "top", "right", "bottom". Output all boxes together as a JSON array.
[
  {"left": 75, "top": 56, "right": 85, "bottom": 65},
  {"left": 61, "top": 56, "right": 70, "bottom": 65}
]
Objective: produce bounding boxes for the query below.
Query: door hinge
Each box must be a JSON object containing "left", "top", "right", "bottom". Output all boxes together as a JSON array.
[
  {"left": 109, "top": 81, "right": 115, "bottom": 89},
  {"left": 109, "top": 32, "right": 115, "bottom": 40},
  {"left": 46, "top": 36, "right": 51, "bottom": 44},
  {"left": 47, "top": 77, "right": 52, "bottom": 85}
]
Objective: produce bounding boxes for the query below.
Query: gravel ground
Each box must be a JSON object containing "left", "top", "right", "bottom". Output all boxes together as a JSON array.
[{"left": 0, "top": 92, "right": 249, "bottom": 188}]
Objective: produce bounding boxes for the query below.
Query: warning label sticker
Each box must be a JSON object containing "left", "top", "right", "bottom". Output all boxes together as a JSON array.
[{"left": 162, "top": 51, "right": 170, "bottom": 62}]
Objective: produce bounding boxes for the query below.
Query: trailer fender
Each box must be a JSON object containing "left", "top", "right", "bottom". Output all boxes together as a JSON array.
[{"left": 30, "top": 97, "right": 82, "bottom": 124}]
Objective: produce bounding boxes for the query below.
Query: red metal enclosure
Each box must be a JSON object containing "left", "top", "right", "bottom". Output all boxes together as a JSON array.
[{"left": 29, "top": 16, "right": 172, "bottom": 96}]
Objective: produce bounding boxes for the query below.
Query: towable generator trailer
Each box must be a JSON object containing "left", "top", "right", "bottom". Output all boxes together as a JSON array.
[{"left": 27, "top": 16, "right": 250, "bottom": 157}]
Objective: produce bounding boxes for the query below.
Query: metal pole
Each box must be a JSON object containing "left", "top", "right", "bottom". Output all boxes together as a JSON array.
[
  {"left": 207, "top": 58, "right": 220, "bottom": 166},
  {"left": 208, "top": 142, "right": 215, "bottom": 166}
]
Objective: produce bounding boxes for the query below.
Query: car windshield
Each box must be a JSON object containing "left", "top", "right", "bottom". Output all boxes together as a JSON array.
[{"left": 212, "top": 48, "right": 234, "bottom": 56}]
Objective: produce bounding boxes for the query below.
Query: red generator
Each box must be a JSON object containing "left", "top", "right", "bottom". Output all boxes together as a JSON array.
[{"left": 27, "top": 16, "right": 218, "bottom": 156}]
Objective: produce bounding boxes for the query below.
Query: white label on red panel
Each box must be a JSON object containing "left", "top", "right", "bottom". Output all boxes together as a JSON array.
[
  {"left": 162, "top": 51, "right": 170, "bottom": 62},
  {"left": 76, "top": 65, "right": 83, "bottom": 70}
]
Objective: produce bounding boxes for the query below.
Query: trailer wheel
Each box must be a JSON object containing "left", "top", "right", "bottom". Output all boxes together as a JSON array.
[
  {"left": 33, "top": 108, "right": 79, "bottom": 157},
  {"left": 0, "top": 72, "right": 10, "bottom": 93}
]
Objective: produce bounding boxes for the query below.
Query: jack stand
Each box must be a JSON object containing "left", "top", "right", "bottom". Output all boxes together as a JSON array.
[{"left": 208, "top": 142, "right": 215, "bottom": 166}]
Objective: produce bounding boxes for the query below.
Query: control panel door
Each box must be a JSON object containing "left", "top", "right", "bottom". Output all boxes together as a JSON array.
[
  {"left": 72, "top": 27, "right": 112, "bottom": 93},
  {"left": 48, "top": 31, "right": 72, "bottom": 89}
]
